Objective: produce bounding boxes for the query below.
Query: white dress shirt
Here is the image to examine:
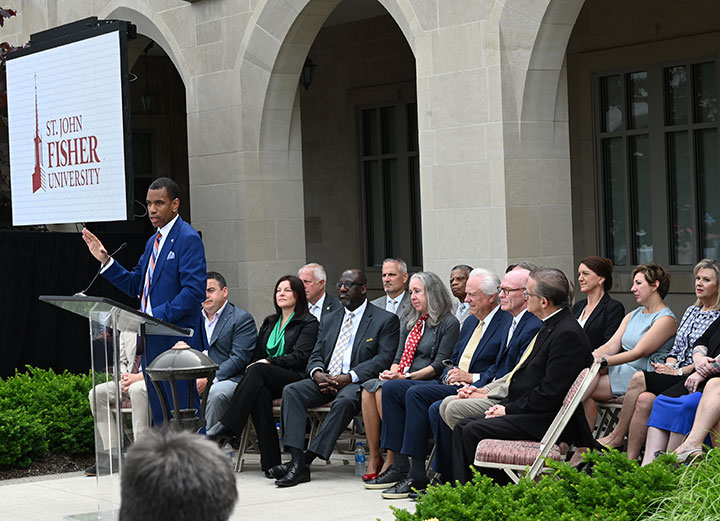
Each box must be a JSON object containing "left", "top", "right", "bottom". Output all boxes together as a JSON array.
[
  {"left": 311, "top": 299, "right": 369, "bottom": 383},
  {"left": 309, "top": 292, "right": 327, "bottom": 321}
]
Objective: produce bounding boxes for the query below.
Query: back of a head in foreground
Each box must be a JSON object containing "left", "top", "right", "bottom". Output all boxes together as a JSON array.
[{"left": 119, "top": 429, "right": 238, "bottom": 521}]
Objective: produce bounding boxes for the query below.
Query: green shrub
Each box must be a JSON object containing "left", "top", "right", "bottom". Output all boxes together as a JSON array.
[
  {"left": 0, "top": 366, "right": 97, "bottom": 467},
  {"left": 0, "top": 408, "right": 48, "bottom": 468},
  {"left": 390, "top": 450, "right": 681, "bottom": 521},
  {"left": 645, "top": 447, "right": 720, "bottom": 521}
]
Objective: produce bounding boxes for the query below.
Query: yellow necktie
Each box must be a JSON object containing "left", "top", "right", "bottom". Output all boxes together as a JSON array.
[
  {"left": 505, "top": 331, "right": 540, "bottom": 383},
  {"left": 457, "top": 320, "right": 484, "bottom": 371}
]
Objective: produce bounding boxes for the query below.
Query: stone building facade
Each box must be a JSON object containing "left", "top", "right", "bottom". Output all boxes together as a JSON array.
[{"left": 7, "top": 0, "right": 719, "bottom": 318}]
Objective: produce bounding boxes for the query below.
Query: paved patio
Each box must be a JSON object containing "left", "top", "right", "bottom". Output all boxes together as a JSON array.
[{"left": 0, "top": 457, "right": 416, "bottom": 521}]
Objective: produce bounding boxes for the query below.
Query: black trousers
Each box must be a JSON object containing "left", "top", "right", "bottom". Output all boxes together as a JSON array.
[
  {"left": 452, "top": 415, "right": 534, "bottom": 484},
  {"left": 220, "top": 363, "right": 301, "bottom": 470}
]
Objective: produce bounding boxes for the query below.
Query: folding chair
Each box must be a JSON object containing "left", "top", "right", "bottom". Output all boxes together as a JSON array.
[{"left": 472, "top": 360, "right": 601, "bottom": 483}]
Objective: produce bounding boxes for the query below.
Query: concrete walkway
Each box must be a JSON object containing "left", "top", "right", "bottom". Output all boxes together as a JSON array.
[{"left": 0, "top": 459, "right": 417, "bottom": 521}]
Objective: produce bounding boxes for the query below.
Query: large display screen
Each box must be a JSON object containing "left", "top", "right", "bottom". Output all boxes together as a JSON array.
[{"left": 7, "top": 29, "right": 129, "bottom": 226}]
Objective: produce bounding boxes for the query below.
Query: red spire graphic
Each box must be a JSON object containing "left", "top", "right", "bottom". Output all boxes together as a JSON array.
[{"left": 32, "top": 75, "right": 45, "bottom": 193}]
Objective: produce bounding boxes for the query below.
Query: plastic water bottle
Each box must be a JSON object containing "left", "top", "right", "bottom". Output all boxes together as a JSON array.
[
  {"left": 276, "top": 422, "right": 283, "bottom": 451},
  {"left": 355, "top": 442, "right": 366, "bottom": 476}
]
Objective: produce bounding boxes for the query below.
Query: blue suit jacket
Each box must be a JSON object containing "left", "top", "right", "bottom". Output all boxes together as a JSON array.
[
  {"left": 441, "top": 307, "right": 512, "bottom": 386},
  {"left": 491, "top": 310, "right": 543, "bottom": 380},
  {"left": 103, "top": 215, "right": 206, "bottom": 357},
  {"left": 201, "top": 302, "right": 257, "bottom": 382}
]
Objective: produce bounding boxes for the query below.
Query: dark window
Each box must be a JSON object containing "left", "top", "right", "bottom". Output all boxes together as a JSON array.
[
  {"left": 358, "top": 102, "right": 422, "bottom": 269},
  {"left": 597, "top": 60, "right": 719, "bottom": 266}
]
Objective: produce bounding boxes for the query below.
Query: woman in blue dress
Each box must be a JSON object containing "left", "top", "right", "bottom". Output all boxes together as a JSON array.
[{"left": 580, "top": 263, "right": 677, "bottom": 430}]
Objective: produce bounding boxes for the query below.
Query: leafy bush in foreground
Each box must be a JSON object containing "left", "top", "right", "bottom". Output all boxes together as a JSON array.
[
  {"left": 391, "top": 449, "right": 680, "bottom": 521},
  {"left": 0, "top": 408, "right": 48, "bottom": 468},
  {"left": 0, "top": 367, "right": 95, "bottom": 467}
]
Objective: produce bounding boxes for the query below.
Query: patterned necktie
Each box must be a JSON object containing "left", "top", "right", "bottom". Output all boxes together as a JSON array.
[
  {"left": 327, "top": 312, "right": 355, "bottom": 375},
  {"left": 457, "top": 320, "right": 485, "bottom": 371},
  {"left": 141, "top": 231, "right": 161, "bottom": 313},
  {"left": 455, "top": 303, "right": 467, "bottom": 320},
  {"left": 388, "top": 299, "right": 397, "bottom": 314},
  {"left": 397, "top": 314, "right": 429, "bottom": 373},
  {"left": 506, "top": 317, "right": 518, "bottom": 347}
]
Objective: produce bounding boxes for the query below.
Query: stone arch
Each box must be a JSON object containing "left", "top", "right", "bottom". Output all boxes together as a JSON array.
[
  {"left": 496, "top": 0, "right": 585, "bottom": 122},
  {"left": 99, "top": 2, "right": 190, "bottom": 87},
  {"left": 230, "top": 0, "right": 421, "bottom": 311},
  {"left": 236, "top": 0, "right": 419, "bottom": 152},
  {"left": 494, "top": 0, "right": 587, "bottom": 273}
]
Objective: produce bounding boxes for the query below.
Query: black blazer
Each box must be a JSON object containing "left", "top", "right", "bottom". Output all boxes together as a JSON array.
[
  {"left": 306, "top": 301, "right": 400, "bottom": 382},
  {"left": 501, "top": 308, "right": 594, "bottom": 441},
  {"left": 572, "top": 293, "right": 625, "bottom": 349},
  {"left": 253, "top": 312, "right": 319, "bottom": 376}
]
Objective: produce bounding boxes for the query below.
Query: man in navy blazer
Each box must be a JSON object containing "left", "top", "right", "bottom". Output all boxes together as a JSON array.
[
  {"left": 82, "top": 177, "right": 206, "bottom": 426},
  {"left": 270, "top": 269, "right": 399, "bottom": 487},
  {"left": 198, "top": 272, "right": 257, "bottom": 428},
  {"left": 370, "top": 268, "right": 511, "bottom": 497}
]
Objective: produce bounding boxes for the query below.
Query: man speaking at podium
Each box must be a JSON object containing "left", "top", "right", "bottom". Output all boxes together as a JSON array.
[{"left": 82, "top": 177, "right": 206, "bottom": 426}]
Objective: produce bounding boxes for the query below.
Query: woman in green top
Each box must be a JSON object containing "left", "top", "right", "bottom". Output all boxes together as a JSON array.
[{"left": 207, "top": 275, "right": 319, "bottom": 474}]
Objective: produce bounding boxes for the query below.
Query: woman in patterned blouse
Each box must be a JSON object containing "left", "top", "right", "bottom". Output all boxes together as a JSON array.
[{"left": 597, "top": 259, "right": 720, "bottom": 460}]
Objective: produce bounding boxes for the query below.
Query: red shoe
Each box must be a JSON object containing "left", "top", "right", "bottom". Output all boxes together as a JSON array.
[{"left": 361, "top": 456, "right": 384, "bottom": 481}]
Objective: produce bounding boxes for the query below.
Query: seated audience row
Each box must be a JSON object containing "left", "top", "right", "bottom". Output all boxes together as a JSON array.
[{"left": 124, "top": 256, "right": 719, "bottom": 496}]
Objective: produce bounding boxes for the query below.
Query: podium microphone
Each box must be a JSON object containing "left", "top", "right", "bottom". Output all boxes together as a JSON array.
[{"left": 75, "top": 242, "right": 128, "bottom": 296}]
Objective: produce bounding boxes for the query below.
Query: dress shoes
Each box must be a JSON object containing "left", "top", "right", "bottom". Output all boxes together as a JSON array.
[
  {"left": 267, "top": 463, "right": 291, "bottom": 480},
  {"left": 381, "top": 477, "right": 430, "bottom": 499},
  {"left": 363, "top": 466, "right": 406, "bottom": 490},
  {"left": 205, "top": 422, "right": 236, "bottom": 445},
  {"left": 275, "top": 461, "right": 311, "bottom": 487},
  {"left": 362, "top": 456, "right": 384, "bottom": 481},
  {"left": 408, "top": 476, "right": 444, "bottom": 500}
]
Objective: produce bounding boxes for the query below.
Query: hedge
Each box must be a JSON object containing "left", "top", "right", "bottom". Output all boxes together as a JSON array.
[{"left": 0, "top": 366, "right": 96, "bottom": 468}]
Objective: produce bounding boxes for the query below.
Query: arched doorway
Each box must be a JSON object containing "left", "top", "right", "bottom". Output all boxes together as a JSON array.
[{"left": 299, "top": 0, "right": 420, "bottom": 292}]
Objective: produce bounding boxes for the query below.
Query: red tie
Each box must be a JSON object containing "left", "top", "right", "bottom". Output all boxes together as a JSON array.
[{"left": 397, "top": 314, "right": 429, "bottom": 373}]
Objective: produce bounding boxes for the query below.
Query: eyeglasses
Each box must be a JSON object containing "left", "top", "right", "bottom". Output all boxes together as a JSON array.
[
  {"left": 497, "top": 286, "right": 525, "bottom": 296},
  {"left": 336, "top": 281, "right": 363, "bottom": 290},
  {"left": 523, "top": 289, "right": 539, "bottom": 299}
]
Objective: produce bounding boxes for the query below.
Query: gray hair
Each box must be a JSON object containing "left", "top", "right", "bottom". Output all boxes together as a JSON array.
[
  {"left": 506, "top": 260, "right": 538, "bottom": 273},
  {"left": 383, "top": 257, "right": 408, "bottom": 274},
  {"left": 299, "top": 262, "right": 327, "bottom": 283},
  {"left": 119, "top": 429, "right": 238, "bottom": 521},
  {"left": 469, "top": 268, "right": 501, "bottom": 299},
  {"left": 530, "top": 267, "right": 573, "bottom": 308},
  {"left": 403, "top": 271, "right": 454, "bottom": 328}
]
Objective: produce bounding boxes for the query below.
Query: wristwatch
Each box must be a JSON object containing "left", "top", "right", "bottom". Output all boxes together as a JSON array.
[
  {"left": 600, "top": 357, "right": 608, "bottom": 368},
  {"left": 678, "top": 367, "right": 683, "bottom": 377}
]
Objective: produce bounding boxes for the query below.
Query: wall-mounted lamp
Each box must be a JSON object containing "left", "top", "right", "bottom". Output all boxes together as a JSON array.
[{"left": 300, "top": 57, "right": 317, "bottom": 90}]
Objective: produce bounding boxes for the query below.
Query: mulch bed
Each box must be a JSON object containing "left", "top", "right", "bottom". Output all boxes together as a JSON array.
[{"left": 0, "top": 453, "right": 95, "bottom": 481}]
